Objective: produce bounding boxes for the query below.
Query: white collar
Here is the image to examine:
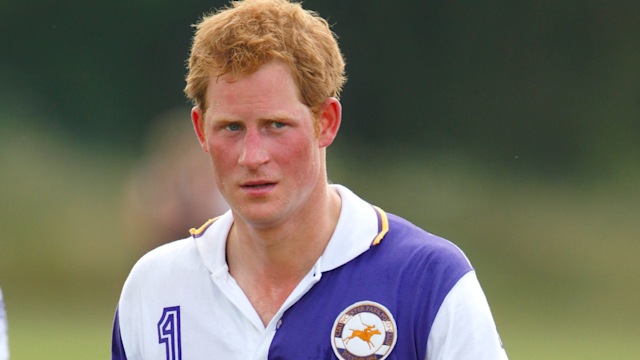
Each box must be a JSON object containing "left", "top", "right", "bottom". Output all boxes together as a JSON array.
[{"left": 193, "top": 184, "right": 388, "bottom": 276}]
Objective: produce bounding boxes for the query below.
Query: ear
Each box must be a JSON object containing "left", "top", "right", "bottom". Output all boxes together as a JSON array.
[
  {"left": 191, "top": 106, "right": 209, "bottom": 153},
  {"left": 317, "top": 97, "right": 342, "bottom": 148}
]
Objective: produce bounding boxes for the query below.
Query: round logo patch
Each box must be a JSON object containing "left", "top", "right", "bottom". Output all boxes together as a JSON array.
[{"left": 331, "top": 301, "right": 397, "bottom": 360}]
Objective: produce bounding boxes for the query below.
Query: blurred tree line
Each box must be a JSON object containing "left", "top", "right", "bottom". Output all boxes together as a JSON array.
[{"left": 1, "top": 0, "right": 638, "bottom": 177}]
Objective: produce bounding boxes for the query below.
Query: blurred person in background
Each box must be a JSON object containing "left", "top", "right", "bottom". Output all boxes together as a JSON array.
[
  {"left": 112, "top": 0, "right": 508, "bottom": 359},
  {"left": 123, "top": 109, "right": 228, "bottom": 253},
  {"left": 0, "top": 288, "right": 8, "bottom": 360}
]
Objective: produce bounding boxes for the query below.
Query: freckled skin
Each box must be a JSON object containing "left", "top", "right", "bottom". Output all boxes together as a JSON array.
[{"left": 191, "top": 61, "right": 335, "bottom": 230}]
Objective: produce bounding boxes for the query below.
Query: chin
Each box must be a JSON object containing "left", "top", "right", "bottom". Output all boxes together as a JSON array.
[{"left": 233, "top": 206, "right": 284, "bottom": 227}]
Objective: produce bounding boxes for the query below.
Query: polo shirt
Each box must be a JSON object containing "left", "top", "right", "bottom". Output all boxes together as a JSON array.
[{"left": 112, "top": 185, "right": 507, "bottom": 359}]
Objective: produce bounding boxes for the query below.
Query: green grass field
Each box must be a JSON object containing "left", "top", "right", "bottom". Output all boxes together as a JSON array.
[{"left": 1, "top": 125, "right": 639, "bottom": 359}]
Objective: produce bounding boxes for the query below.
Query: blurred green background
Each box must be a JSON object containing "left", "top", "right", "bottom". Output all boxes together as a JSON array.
[{"left": 1, "top": 0, "right": 639, "bottom": 358}]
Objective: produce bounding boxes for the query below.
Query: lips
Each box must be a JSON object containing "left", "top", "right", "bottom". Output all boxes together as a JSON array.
[
  {"left": 240, "top": 180, "right": 276, "bottom": 193},
  {"left": 241, "top": 180, "right": 274, "bottom": 187},
  {"left": 242, "top": 183, "right": 273, "bottom": 189}
]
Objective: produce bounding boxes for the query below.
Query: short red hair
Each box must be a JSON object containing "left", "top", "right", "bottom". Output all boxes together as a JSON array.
[{"left": 184, "top": 0, "right": 346, "bottom": 118}]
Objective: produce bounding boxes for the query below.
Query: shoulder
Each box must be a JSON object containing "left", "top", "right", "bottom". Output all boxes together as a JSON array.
[
  {"left": 116, "top": 236, "right": 209, "bottom": 327},
  {"left": 366, "top": 211, "right": 475, "bottom": 318},
  {"left": 381, "top": 213, "right": 473, "bottom": 274},
  {"left": 119, "top": 213, "right": 231, "bottom": 296},
  {"left": 121, "top": 238, "right": 198, "bottom": 293}
]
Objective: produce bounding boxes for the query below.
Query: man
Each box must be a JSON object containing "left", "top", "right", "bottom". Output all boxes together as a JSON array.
[
  {"left": 0, "top": 288, "right": 8, "bottom": 360},
  {"left": 112, "top": 1, "right": 508, "bottom": 359}
]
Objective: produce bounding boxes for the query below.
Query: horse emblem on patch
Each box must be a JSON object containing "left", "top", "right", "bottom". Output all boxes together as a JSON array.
[{"left": 331, "top": 301, "right": 397, "bottom": 360}]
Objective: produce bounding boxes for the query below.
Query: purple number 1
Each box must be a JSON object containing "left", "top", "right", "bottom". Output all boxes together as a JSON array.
[{"left": 158, "top": 306, "right": 182, "bottom": 360}]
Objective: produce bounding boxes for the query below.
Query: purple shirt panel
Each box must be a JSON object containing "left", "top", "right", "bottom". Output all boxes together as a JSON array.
[{"left": 268, "top": 213, "right": 473, "bottom": 359}]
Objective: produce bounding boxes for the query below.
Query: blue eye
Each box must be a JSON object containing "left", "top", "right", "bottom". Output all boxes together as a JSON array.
[
  {"left": 226, "top": 123, "right": 241, "bottom": 131},
  {"left": 272, "top": 121, "right": 286, "bottom": 128}
]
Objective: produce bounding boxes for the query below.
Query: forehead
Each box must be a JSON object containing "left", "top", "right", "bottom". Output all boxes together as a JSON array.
[{"left": 206, "top": 61, "right": 302, "bottom": 110}]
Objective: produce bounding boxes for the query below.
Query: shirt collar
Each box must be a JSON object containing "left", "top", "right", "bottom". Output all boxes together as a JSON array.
[{"left": 194, "top": 184, "right": 387, "bottom": 275}]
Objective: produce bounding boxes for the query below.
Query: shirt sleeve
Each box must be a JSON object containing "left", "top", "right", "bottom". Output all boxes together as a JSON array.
[
  {"left": 426, "top": 271, "right": 508, "bottom": 360},
  {"left": 112, "top": 307, "right": 129, "bottom": 360}
]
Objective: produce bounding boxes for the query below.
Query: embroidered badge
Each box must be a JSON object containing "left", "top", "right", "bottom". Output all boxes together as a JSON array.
[{"left": 331, "top": 301, "right": 397, "bottom": 360}]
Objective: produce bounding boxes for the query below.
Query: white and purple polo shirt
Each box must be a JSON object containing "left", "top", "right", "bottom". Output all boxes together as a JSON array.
[{"left": 112, "top": 185, "right": 507, "bottom": 359}]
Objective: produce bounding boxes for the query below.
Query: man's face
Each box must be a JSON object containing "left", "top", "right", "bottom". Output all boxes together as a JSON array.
[{"left": 192, "top": 61, "right": 335, "bottom": 229}]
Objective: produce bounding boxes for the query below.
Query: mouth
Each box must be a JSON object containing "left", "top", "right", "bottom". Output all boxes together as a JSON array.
[{"left": 240, "top": 181, "right": 276, "bottom": 192}]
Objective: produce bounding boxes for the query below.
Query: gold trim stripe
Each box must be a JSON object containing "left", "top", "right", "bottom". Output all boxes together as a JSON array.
[
  {"left": 371, "top": 206, "right": 389, "bottom": 246},
  {"left": 189, "top": 217, "right": 219, "bottom": 238}
]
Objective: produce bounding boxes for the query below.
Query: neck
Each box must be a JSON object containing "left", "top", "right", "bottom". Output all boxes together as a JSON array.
[
  {"left": 225, "top": 186, "right": 341, "bottom": 326},
  {"left": 228, "top": 186, "right": 341, "bottom": 279}
]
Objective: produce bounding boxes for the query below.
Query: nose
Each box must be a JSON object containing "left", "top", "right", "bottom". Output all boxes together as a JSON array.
[{"left": 238, "top": 129, "right": 269, "bottom": 168}]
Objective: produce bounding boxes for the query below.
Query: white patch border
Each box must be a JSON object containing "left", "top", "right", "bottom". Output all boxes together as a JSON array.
[{"left": 331, "top": 300, "right": 397, "bottom": 360}]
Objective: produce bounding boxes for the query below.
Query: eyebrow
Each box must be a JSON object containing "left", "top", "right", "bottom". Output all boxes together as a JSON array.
[{"left": 210, "top": 114, "right": 295, "bottom": 123}]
